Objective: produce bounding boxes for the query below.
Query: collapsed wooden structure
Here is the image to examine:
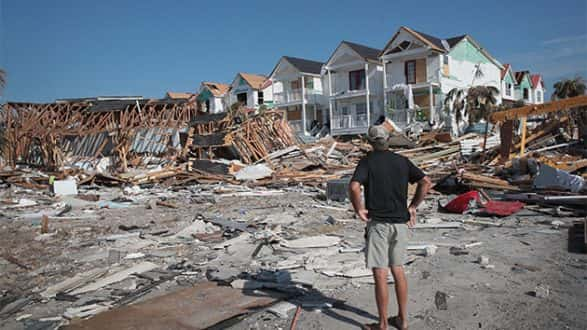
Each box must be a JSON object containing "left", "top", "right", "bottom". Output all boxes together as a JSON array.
[
  {"left": 185, "top": 110, "right": 297, "bottom": 164},
  {"left": 1, "top": 99, "right": 196, "bottom": 171},
  {"left": 490, "top": 95, "right": 587, "bottom": 162}
]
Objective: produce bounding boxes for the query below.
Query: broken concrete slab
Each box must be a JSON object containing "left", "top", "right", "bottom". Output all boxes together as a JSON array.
[
  {"left": 53, "top": 179, "right": 78, "bottom": 196},
  {"left": 234, "top": 164, "right": 273, "bottom": 181},
  {"left": 281, "top": 235, "right": 341, "bottom": 249},
  {"left": 412, "top": 222, "right": 463, "bottom": 229},
  {"left": 173, "top": 220, "right": 220, "bottom": 239},
  {"left": 212, "top": 233, "right": 252, "bottom": 250},
  {"left": 70, "top": 262, "right": 159, "bottom": 295},
  {"left": 63, "top": 303, "right": 112, "bottom": 320},
  {"left": 267, "top": 301, "right": 297, "bottom": 318},
  {"left": 41, "top": 267, "right": 109, "bottom": 298}
]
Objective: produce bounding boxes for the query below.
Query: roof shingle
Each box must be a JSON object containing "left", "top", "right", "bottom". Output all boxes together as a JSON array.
[
  {"left": 283, "top": 56, "right": 324, "bottom": 74},
  {"left": 238, "top": 73, "right": 267, "bottom": 90},
  {"left": 202, "top": 82, "right": 230, "bottom": 97},
  {"left": 341, "top": 41, "right": 382, "bottom": 61}
]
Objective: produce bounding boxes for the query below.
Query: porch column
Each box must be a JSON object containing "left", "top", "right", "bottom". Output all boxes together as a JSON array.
[
  {"left": 328, "top": 68, "right": 333, "bottom": 130},
  {"left": 365, "top": 62, "right": 371, "bottom": 126},
  {"left": 301, "top": 75, "right": 307, "bottom": 135},
  {"left": 382, "top": 59, "right": 388, "bottom": 112},
  {"left": 271, "top": 78, "right": 275, "bottom": 109},
  {"left": 429, "top": 84, "right": 434, "bottom": 123}
]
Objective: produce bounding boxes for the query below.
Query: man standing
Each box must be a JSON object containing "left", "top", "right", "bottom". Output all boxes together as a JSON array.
[{"left": 349, "top": 126, "right": 432, "bottom": 330}]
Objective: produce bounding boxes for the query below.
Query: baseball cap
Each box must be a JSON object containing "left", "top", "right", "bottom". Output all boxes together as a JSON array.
[{"left": 367, "top": 125, "right": 390, "bottom": 150}]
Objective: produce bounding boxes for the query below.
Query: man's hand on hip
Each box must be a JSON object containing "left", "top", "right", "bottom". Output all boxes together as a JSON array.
[
  {"left": 408, "top": 206, "right": 417, "bottom": 228},
  {"left": 357, "top": 209, "right": 369, "bottom": 222}
]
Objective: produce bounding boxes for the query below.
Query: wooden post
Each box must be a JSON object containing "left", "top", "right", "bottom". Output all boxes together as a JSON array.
[{"left": 519, "top": 116, "right": 527, "bottom": 157}]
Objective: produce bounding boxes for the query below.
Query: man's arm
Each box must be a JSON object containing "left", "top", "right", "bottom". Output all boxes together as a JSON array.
[
  {"left": 349, "top": 181, "right": 369, "bottom": 222},
  {"left": 407, "top": 176, "right": 432, "bottom": 227}
]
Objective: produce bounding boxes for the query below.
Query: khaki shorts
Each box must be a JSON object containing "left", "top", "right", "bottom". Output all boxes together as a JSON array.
[{"left": 365, "top": 221, "right": 408, "bottom": 268}]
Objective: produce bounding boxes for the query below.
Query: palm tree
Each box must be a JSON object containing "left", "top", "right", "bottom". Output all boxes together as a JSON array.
[
  {"left": 553, "top": 76, "right": 587, "bottom": 142},
  {"left": 0, "top": 69, "right": 5, "bottom": 94},
  {"left": 443, "top": 85, "right": 500, "bottom": 126},
  {"left": 465, "top": 86, "right": 500, "bottom": 124},
  {"left": 443, "top": 88, "right": 466, "bottom": 125},
  {"left": 552, "top": 76, "right": 586, "bottom": 100}
]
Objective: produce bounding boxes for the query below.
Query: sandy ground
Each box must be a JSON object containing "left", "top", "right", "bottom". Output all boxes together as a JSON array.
[{"left": 0, "top": 188, "right": 585, "bottom": 330}]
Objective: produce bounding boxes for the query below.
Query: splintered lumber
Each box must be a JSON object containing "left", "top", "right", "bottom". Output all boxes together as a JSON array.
[
  {"left": 460, "top": 172, "right": 519, "bottom": 191},
  {"left": 410, "top": 146, "right": 460, "bottom": 164},
  {"left": 460, "top": 172, "right": 511, "bottom": 187},
  {"left": 188, "top": 110, "right": 297, "bottom": 165},
  {"left": 191, "top": 133, "right": 228, "bottom": 147},
  {"left": 490, "top": 95, "right": 587, "bottom": 122}
]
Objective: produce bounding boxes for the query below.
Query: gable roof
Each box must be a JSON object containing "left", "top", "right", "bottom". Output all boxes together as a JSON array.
[
  {"left": 237, "top": 72, "right": 267, "bottom": 90},
  {"left": 530, "top": 74, "right": 544, "bottom": 89},
  {"left": 202, "top": 82, "right": 230, "bottom": 97},
  {"left": 166, "top": 92, "right": 195, "bottom": 99},
  {"left": 341, "top": 41, "right": 382, "bottom": 61},
  {"left": 381, "top": 26, "right": 486, "bottom": 63},
  {"left": 501, "top": 64, "right": 512, "bottom": 80},
  {"left": 381, "top": 26, "right": 447, "bottom": 54},
  {"left": 515, "top": 71, "right": 530, "bottom": 85},
  {"left": 283, "top": 56, "right": 324, "bottom": 74},
  {"left": 268, "top": 56, "right": 324, "bottom": 79}
]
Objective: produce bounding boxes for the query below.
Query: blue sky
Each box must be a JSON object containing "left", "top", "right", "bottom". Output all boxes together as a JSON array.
[{"left": 1, "top": 0, "right": 586, "bottom": 102}]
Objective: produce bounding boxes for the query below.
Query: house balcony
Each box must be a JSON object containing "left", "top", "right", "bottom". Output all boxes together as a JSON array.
[
  {"left": 330, "top": 89, "right": 370, "bottom": 100},
  {"left": 274, "top": 89, "right": 324, "bottom": 107},
  {"left": 386, "top": 105, "right": 444, "bottom": 130},
  {"left": 384, "top": 76, "right": 439, "bottom": 92},
  {"left": 330, "top": 114, "right": 369, "bottom": 136}
]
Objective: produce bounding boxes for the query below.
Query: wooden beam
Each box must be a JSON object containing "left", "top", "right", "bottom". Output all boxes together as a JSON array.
[
  {"left": 519, "top": 117, "right": 527, "bottom": 157},
  {"left": 490, "top": 95, "right": 587, "bottom": 123}
]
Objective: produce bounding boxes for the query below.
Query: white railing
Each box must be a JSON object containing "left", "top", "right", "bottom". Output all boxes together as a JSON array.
[
  {"left": 274, "top": 88, "right": 325, "bottom": 105},
  {"left": 331, "top": 114, "right": 369, "bottom": 130},
  {"left": 274, "top": 89, "right": 303, "bottom": 104}
]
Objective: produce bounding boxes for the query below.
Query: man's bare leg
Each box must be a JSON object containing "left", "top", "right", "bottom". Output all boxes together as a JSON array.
[
  {"left": 372, "top": 268, "right": 389, "bottom": 329},
  {"left": 390, "top": 265, "right": 408, "bottom": 329}
]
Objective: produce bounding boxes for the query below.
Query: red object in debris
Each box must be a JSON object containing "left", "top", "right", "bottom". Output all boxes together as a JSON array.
[
  {"left": 443, "top": 191, "right": 480, "bottom": 213},
  {"left": 442, "top": 190, "right": 525, "bottom": 216},
  {"left": 482, "top": 200, "right": 525, "bottom": 217}
]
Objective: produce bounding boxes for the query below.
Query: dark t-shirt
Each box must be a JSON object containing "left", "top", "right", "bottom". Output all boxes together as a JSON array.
[{"left": 351, "top": 150, "right": 425, "bottom": 223}]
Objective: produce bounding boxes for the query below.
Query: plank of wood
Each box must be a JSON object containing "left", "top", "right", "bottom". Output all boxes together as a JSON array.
[{"left": 490, "top": 95, "right": 587, "bottom": 122}]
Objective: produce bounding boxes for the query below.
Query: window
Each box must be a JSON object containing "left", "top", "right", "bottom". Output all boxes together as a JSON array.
[
  {"left": 405, "top": 60, "right": 416, "bottom": 84},
  {"left": 536, "top": 90, "right": 542, "bottom": 103},
  {"left": 349, "top": 70, "right": 366, "bottom": 91},
  {"left": 523, "top": 88, "right": 529, "bottom": 100},
  {"left": 341, "top": 106, "right": 350, "bottom": 116},
  {"left": 258, "top": 91, "right": 264, "bottom": 105},
  {"left": 304, "top": 77, "right": 314, "bottom": 90},
  {"left": 355, "top": 103, "right": 367, "bottom": 115},
  {"left": 237, "top": 92, "right": 247, "bottom": 104},
  {"left": 442, "top": 55, "right": 450, "bottom": 76},
  {"left": 291, "top": 79, "right": 300, "bottom": 90},
  {"left": 505, "top": 83, "right": 512, "bottom": 96}
]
